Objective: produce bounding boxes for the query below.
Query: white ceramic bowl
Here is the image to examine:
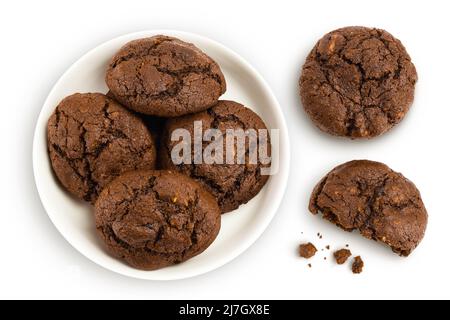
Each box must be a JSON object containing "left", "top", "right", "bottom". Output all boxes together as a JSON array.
[{"left": 33, "top": 30, "right": 290, "bottom": 280}]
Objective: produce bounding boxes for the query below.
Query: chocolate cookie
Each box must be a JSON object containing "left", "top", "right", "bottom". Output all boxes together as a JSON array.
[
  {"left": 106, "top": 35, "right": 226, "bottom": 117},
  {"left": 300, "top": 27, "right": 417, "bottom": 138},
  {"left": 47, "top": 93, "right": 156, "bottom": 203},
  {"left": 95, "top": 170, "right": 221, "bottom": 270},
  {"left": 309, "top": 160, "right": 427, "bottom": 256},
  {"left": 159, "top": 100, "right": 271, "bottom": 213},
  {"left": 107, "top": 90, "right": 166, "bottom": 150}
]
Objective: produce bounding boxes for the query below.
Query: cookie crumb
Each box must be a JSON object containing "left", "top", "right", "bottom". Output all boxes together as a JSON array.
[
  {"left": 308, "top": 264, "right": 312, "bottom": 268},
  {"left": 299, "top": 243, "right": 317, "bottom": 259},
  {"left": 352, "top": 256, "right": 364, "bottom": 274},
  {"left": 346, "top": 244, "right": 349, "bottom": 248},
  {"left": 325, "top": 245, "right": 330, "bottom": 250},
  {"left": 334, "top": 249, "right": 352, "bottom": 265}
]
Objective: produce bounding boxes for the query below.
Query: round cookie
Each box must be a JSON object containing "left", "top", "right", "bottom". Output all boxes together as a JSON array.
[
  {"left": 300, "top": 27, "right": 417, "bottom": 139},
  {"left": 159, "top": 100, "right": 271, "bottom": 213},
  {"left": 309, "top": 160, "right": 428, "bottom": 256},
  {"left": 95, "top": 170, "right": 221, "bottom": 270},
  {"left": 47, "top": 93, "right": 157, "bottom": 203},
  {"left": 106, "top": 35, "right": 226, "bottom": 117}
]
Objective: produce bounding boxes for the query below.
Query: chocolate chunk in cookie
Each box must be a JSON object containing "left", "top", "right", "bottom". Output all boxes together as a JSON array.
[
  {"left": 300, "top": 27, "right": 417, "bottom": 139},
  {"left": 106, "top": 35, "right": 226, "bottom": 117},
  {"left": 309, "top": 160, "right": 427, "bottom": 256},
  {"left": 159, "top": 100, "right": 271, "bottom": 213},
  {"left": 47, "top": 93, "right": 156, "bottom": 203},
  {"left": 95, "top": 170, "right": 221, "bottom": 270}
]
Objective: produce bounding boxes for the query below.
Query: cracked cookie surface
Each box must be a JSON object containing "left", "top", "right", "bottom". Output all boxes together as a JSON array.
[
  {"left": 95, "top": 170, "right": 221, "bottom": 270},
  {"left": 106, "top": 35, "right": 226, "bottom": 117},
  {"left": 159, "top": 100, "right": 271, "bottom": 213},
  {"left": 300, "top": 27, "right": 417, "bottom": 139},
  {"left": 47, "top": 93, "right": 156, "bottom": 203},
  {"left": 309, "top": 160, "right": 427, "bottom": 256}
]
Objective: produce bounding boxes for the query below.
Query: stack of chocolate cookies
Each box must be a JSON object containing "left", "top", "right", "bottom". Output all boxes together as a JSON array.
[{"left": 47, "top": 35, "right": 272, "bottom": 270}]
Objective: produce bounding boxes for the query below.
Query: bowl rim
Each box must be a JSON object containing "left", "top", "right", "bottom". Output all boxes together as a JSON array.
[{"left": 32, "top": 29, "right": 291, "bottom": 280}]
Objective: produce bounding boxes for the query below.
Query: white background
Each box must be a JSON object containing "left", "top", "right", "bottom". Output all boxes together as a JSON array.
[{"left": 1, "top": 0, "right": 449, "bottom": 299}]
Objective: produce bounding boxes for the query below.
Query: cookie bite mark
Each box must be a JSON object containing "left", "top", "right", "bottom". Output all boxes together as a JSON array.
[
  {"left": 309, "top": 160, "right": 428, "bottom": 256},
  {"left": 95, "top": 170, "right": 221, "bottom": 270},
  {"left": 106, "top": 35, "right": 226, "bottom": 117},
  {"left": 47, "top": 93, "right": 157, "bottom": 203},
  {"left": 300, "top": 27, "right": 417, "bottom": 139}
]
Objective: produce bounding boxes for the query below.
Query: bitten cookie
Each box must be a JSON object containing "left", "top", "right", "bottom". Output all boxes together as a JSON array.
[
  {"left": 95, "top": 170, "right": 221, "bottom": 270},
  {"left": 300, "top": 27, "right": 417, "bottom": 139},
  {"left": 309, "top": 160, "right": 427, "bottom": 256},
  {"left": 159, "top": 100, "right": 271, "bottom": 213},
  {"left": 106, "top": 35, "right": 226, "bottom": 117},
  {"left": 47, "top": 93, "right": 157, "bottom": 203}
]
